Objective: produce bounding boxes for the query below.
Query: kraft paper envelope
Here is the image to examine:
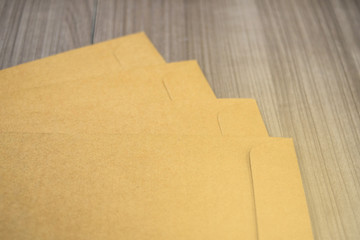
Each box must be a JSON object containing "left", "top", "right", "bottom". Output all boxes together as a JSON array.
[
  {"left": 0, "top": 60, "right": 268, "bottom": 136},
  {"left": 0, "top": 32, "right": 165, "bottom": 95},
  {"left": 1, "top": 61, "right": 215, "bottom": 102},
  {"left": 0, "top": 133, "right": 313, "bottom": 240},
  {"left": 0, "top": 98, "right": 268, "bottom": 136}
]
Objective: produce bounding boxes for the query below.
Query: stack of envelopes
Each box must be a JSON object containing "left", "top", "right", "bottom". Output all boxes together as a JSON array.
[{"left": 0, "top": 33, "right": 313, "bottom": 240}]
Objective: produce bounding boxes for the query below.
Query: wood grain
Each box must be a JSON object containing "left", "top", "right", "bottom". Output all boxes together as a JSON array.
[
  {"left": 0, "top": 0, "right": 96, "bottom": 69},
  {"left": 1, "top": 0, "right": 359, "bottom": 239}
]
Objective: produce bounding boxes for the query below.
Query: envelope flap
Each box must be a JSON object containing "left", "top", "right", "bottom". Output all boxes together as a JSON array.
[
  {"left": 114, "top": 32, "right": 165, "bottom": 70},
  {"left": 216, "top": 99, "right": 269, "bottom": 137},
  {"left": 162, "top": 61, "right": 216, "bottom": 100},
  {"left": 250, "top": 139, "right": 313, "bottom": 240}
]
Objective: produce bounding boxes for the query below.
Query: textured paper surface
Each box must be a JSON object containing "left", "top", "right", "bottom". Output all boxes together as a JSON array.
[
  {"left": 0, "top": 59, "right": 268, "bottom": 136},
  {"left": 1, "top": 61, "right": 214, "bottom": 103},
  {"left": 0, "top": 98, "right": 268, "bottom": 136},
  {"left": 0, "top": 133, "right": 313, "bottom": 240},
  {"left": 0, "top": 32, "right": 165, "bottom": 95},
  {"left": 251, "top": 140, "right": 314, "bottom": 240}
]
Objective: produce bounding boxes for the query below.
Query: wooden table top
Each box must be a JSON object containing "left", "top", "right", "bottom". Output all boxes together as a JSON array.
[{"left": 1, "top": 0, "right": 359, "bottom": 239}]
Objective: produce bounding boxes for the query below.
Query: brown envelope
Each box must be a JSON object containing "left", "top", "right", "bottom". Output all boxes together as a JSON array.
[
  {"left": 0, "top": 32, "right": 165, "bottom": 95},
  {"left": 1, "top": 61, "right": 215, "bottom": 102},
  {"left": 0, "top": 98, "right": 268, "bottom": 136},
  {"left": 0, "top": 60, "right": 268, "bottom": 136},
  {"left": 0, "top": 133, "right": 313, "bottom": 240}
]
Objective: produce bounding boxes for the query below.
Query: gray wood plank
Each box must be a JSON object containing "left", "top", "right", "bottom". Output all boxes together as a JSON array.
[
  {"left": 0, "top": 0, "right": 96, "bottom": 69},
  {"left": 93, "top": 0, "right": 189, "bottom": 61}
]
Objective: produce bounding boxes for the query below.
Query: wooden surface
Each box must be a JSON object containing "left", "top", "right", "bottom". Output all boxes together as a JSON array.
[{"left": 1, "top": 0, "right": 359, "bottom": 239}]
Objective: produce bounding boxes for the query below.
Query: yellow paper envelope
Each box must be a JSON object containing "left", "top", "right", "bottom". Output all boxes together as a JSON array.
[
  {"left": 0, "top": 32, "right": 165, "bottom": 95},
  {"left": 0, "top": 98, "right": 268, "bottom": 136},
  {"left": 1, "top": 61, "right": 215, "bottom": 102},
  {"left": 0, "top": 60, "right": 268, "bottom": 136},
  {"left": 0, "top": 133, "right": 313, "bottom": 240}
]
